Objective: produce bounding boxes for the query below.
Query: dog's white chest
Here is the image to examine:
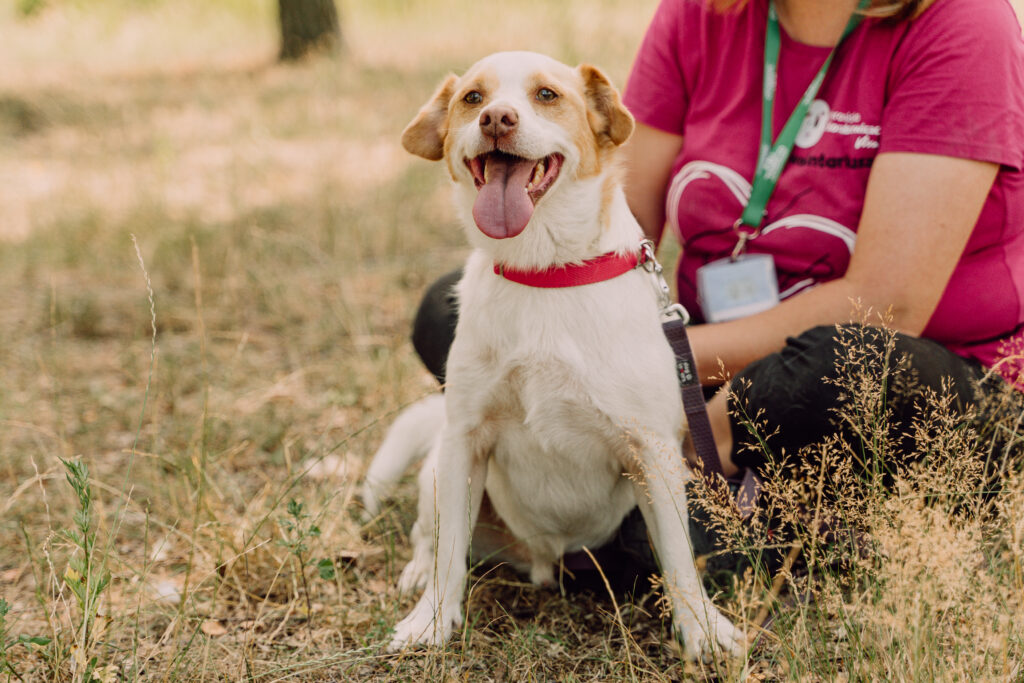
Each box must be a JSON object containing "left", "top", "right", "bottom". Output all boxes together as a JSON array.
[{"left": 467, "top": 359, "right": 640, "bottom": 556}]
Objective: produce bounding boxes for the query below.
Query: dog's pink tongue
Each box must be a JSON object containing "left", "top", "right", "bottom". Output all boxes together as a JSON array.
[{"left": 472, "top": 156, "right": 536, "bottom": 239}]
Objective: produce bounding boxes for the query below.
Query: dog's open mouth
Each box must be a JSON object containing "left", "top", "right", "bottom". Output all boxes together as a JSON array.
[{"left": 464, "top": 151, "right": 564, "bottom": 239}]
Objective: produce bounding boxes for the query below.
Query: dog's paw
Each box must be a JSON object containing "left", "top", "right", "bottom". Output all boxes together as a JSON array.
[
  {"left": 359, "top": 480, "right": 383, "bottom": 520},
  {"left": 387, "top": 598, "right": 463, "bottom": 652},
  {"left": 396, "top": 536, "right": 434, "bottom": 594},
  {"left": 529, "top": 560, "right": 555, "bottom": 587},
  {"left": 675, "top": 604, "right": 746, "bottom": 661},
  {"left": 397, "top": 556, "right": 430, "bottom": 594}
]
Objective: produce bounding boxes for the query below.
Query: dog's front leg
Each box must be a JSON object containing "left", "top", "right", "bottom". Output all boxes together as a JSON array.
[
  {"left": 388, "top": 429, "right": 487, "bottom": 651},
  {"left": 634, "top": 436, "right": 746, "bottom": 661}
]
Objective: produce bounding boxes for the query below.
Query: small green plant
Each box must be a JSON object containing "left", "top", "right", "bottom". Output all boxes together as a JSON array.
[
  {"left": 278, "top": 499, "right": 335, "bottom": 627},
  {"left": 0, "top": 598, "right": 13, "bottom": 678},
  {"left": 1, "top": 597, "right": 52, "bottom": 681},
  {"left": 60, "top": 458, "right": 112, "bottom": 683}
]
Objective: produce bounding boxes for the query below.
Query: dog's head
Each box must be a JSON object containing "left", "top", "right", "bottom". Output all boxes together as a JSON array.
[{"left": 402, "top": 52, "right": 634, "bottom": 242}]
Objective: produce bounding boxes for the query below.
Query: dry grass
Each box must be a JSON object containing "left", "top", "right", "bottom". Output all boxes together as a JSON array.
[
  {"left": 1, "top": 1, "right": 1023, "bottom": 681},
  {"left": 691, "top": 322, "right": 1024, "bottom": 682}
]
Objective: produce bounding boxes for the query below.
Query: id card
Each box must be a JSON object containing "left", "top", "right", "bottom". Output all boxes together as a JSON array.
[{"left": 697, "top": 254, "right": 780, "bottom": 323}]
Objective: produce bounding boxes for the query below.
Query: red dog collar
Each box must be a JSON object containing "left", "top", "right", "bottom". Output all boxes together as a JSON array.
[{"left": 494, "top": 250, "right": 645, "bottom": 288}]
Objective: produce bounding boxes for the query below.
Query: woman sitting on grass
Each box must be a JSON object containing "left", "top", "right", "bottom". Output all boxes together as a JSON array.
[{"left": 618, "top": 0, "right": 1024, "bottom": 483}]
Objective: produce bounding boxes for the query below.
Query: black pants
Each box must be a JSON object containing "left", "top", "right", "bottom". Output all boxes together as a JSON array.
[
  {"left": 411, "top": 268, "right": 1008, "bottom": 466},
  {"left": 411, "top": 269, "right": 463, "bottom": 387},
  {"left": 728, "top": 324, "right": 1003, "bottom": 475}
]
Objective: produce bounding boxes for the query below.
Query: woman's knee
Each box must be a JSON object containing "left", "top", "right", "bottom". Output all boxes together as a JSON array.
[
  {"left": 728, "top": 325, "right": 851, "bottom": 466},
  {"left": 734, "top": 324, "right": 854, "bottom": 407},
  {"left": 743, "top": 323, "right": 964, "bottom": 397},
  {"left": 728, "top": 323, "right": 987, "bottom": 470}
]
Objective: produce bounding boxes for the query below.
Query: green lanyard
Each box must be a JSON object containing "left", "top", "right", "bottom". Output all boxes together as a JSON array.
[{"left": 737, "top": 0, "right": 868, "bottom": 232}]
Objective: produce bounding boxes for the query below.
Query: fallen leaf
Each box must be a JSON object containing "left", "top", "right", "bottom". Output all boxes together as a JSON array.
[{"left": 201, "top": 620, "right": 227, "bottom": 637}]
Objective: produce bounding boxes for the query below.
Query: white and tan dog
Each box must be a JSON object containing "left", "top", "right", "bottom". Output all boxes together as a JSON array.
[{"left": 364, "top": 51, "right": 744, "bottom": 660}]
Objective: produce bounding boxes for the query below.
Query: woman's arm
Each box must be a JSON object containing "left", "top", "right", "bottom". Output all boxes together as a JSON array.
[
  {"left": 688, "top": 151, "right": 999, "bottom": 384},
  {"left": 623, "top": 122, "right": 685, "bottom": 245}
]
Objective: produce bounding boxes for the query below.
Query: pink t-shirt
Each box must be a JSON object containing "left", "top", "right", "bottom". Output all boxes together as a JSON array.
[{"left": 623, "top": 0, "right": 1024, "bottom": 375}]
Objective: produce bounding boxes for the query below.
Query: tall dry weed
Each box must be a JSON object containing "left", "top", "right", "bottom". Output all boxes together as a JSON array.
[{"left": 688, "top": 321, "right": 1024, "bottom": 681}]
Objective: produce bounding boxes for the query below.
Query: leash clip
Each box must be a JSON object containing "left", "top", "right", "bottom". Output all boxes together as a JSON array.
[
  {"left": 663, "top": 302, "right": 691, "bottom": 326},
  {"left": 638, "top": 240, "right": 659, "bottom": 273},
  {"left": 638, "top": 240, "right": 691, "bottom": 325}
]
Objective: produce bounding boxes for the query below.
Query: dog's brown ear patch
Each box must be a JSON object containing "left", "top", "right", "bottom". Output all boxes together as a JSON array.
[
  {"left": 402, "top": 74, "right": 458, "bottom": 161},
  {"left": 579, "top": 64, "right": 634, "bottom": 148}
]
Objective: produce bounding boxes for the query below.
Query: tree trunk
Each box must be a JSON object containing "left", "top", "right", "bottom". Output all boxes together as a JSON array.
[{"left": 278, "top": 0, "right": 341, "bottom": 62}]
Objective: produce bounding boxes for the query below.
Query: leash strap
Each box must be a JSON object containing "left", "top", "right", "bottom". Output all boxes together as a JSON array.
[
  {"left": 662, "top": 317, "right": 761, "bottom": 517},
  {"left": 662, "top": 318, "right": 725, "bottom": 483}
]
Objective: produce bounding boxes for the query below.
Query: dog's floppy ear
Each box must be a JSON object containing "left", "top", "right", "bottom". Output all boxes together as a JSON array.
[
  {"left": 578, "top": 64, "right": 634, "bottom": 147},
  {"left": 402, "top": 74, "right": 459, "bottom": 161}
]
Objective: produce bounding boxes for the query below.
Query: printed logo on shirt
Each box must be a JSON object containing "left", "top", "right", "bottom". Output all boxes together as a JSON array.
[
  {"left": 794, "top": 99, "right": 881, "bottom": 151},
  {"left": 795, "top": 100, "right": 831, "bottom": 148}
]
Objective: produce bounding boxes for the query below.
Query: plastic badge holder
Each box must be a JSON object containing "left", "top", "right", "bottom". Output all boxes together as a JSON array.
[{"left": 696, "top": 253, "right": 780, "bottom": 323}]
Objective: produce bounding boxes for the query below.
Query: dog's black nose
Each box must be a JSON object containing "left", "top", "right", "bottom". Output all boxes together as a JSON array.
[{"left": 479, "top": 105, "right": 518, "bottom": 140}]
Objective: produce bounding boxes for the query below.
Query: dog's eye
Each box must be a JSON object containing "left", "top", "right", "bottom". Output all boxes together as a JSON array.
[
  {"left": 463, "top": 91, "right": 483, "bottom": 105},
  {"left": 536, "top": 88, "right": 558, "bottom": 102}
]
